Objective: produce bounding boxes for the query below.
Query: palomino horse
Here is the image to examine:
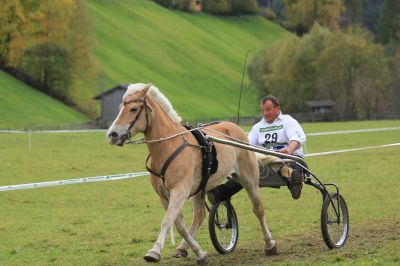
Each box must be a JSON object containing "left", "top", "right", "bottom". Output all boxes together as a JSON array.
[{"left": 107, "top": 83, "right": 276, "bottom": 264}]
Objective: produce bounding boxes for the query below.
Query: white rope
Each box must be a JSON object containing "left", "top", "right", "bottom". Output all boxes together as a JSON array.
[
  {"left": 0, "top": 129, "right": 106, "bottom": 134},
  {"left": 306, "top": 126, "right": 400, "bottom": 136},
  {"left": 2, "top": 126, "right": 399, "bottom": 135},
  {"left": 305, "top": 143, "right": 400, "bottom": 157},
  {"left": 0, "top": 172, "right": 149, "bottom": 192},
  {"left": 2, "top": 142, "right": 399, "bottom": 192}
]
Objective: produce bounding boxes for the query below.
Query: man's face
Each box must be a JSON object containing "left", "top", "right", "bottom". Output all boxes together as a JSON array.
[{"left": 261, "top": 100, "right": 280, "bottom": 123}]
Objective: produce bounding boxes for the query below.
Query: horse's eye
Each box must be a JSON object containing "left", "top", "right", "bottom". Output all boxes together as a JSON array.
[{"left": 130, "top": 107, "right": 138, "bottom": 112}]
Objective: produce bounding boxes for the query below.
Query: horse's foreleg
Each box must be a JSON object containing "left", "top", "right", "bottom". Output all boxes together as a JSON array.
[
  {"left": 144, "top": 188, "right": 187, "bottom": 262},
  {"left": 174, "top": 208, "right": 208, "bottom": 264},
  {"left": 243, "top": 184, "right": 277, "bottom": 255},
  {"left": 173, "top": 194, "right": 206, "bottom": 258}
]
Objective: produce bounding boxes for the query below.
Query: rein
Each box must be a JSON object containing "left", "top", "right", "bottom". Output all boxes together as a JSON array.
[
  {"left": 126, "top": 121, "right": 220, "bottom": 198},
  {"left": 124, "top": 122, "right": 221, "bottom": 145}
]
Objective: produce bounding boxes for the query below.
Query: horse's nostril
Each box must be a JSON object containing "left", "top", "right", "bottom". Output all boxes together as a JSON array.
[{"left": 109, "top": 131, "right": 118, "bottom": 139}]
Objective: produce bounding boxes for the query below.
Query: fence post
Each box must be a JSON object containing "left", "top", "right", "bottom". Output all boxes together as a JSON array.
[{"left": 28, "top": 130, "right": 32, "bottom": 150}]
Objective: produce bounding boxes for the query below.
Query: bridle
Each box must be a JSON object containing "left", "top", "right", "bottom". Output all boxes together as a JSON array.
[{"left": 123, "top": 97, "right": 150, "bottom": 137}]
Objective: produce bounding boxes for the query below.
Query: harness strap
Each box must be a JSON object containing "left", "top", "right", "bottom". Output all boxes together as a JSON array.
[
  {"left": 145, "top": 141, "right": 190, "bottom": 182},
  {"left": 184, "top": 124, "right": 219, "bottom": 198},
  {"left": 190, "top": 136, "right": 214, "bottom": 198},
  {"left": 124, "top": 97, "right": 149, "bottom": 134}
]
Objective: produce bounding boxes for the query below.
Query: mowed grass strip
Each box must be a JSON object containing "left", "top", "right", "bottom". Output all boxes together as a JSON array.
[
  {"left": 84, "top": 0, "right": 287, "bottom": 120},
  {"left": 0, "top": 71, "right": 87, "bottom": 129},
  {"left": 0, "top": 120, "right": 399, "bottom": 265}
]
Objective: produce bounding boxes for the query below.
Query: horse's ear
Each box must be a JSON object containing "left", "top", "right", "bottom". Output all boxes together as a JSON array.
[{"left": 142, "top": 83, "right": 152, "bottom": 95}]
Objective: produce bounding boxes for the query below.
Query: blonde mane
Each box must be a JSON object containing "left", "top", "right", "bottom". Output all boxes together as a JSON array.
[{"left": 124, "top": 83, "right": 182, "bottom": 123}]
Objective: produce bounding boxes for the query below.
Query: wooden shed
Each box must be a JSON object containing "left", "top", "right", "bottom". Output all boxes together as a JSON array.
[
  {"left": 94, "top": 84, "right": 129, "bottom": 126},
  {"left": 191, "top": 0, "right": 202, "bottom": 12},
  {"left": 305, "top": 99, "right": 336, "bottom": 114}
]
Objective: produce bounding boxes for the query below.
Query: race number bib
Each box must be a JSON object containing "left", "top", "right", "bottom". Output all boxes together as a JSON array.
[{"left": 259, "top": 125, "right": 287, "bottom": 150}]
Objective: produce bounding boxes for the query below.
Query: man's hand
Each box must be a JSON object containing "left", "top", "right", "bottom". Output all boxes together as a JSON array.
[
  {"left": 279, "top": 147, "right": 293, "bottom": 155},
  {"left": 279, "top": 140, "right": 300, "bottom": 155}
]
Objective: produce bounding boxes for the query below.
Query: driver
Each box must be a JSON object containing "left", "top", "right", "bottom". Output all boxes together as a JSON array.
[{"left": 208, "top": 95, "right": 306, "bottom": 203}]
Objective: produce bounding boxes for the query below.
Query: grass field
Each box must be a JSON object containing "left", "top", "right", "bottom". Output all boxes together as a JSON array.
[
  {"left": 0, "top": 71, "right": 87, "bottom": 129},
  {"left": 0, "top": 120, "right": 399, "bottom": 265},
  {"left": 82, "top": 0, "right": 287, "bottom": 120},
  {"left": 1, "top": 0, "right": 286, "bottom": 129}
]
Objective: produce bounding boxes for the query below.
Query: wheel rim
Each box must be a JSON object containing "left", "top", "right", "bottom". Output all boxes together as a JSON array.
[
  {"left": 214, "top": 202, "right": 237, "bottom": 251},
  {"left": 326, "top": 197, "right": 348, "bottom": 246}
]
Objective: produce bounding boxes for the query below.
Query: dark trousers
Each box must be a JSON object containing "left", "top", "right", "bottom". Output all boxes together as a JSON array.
[
  {"left": 210, "top": 159, "right": 305, "bottom": 202},
  {"left": 209, "top": 174, "right": 243, "bottom": 202}
]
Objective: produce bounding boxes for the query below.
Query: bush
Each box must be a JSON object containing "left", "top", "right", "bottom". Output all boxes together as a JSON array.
[
  {"left": 203, "top": 0, "right": 259, "bottom": 15},
  {"left": 231, "top": 0, "right": 259, "bottom": 15},
  {"left": 260, "top": 7, "right": 277, "bottom": 21},
  {"left": 152, "top": 0, "right": 173, "bottom": 7},
  {"left": 153, "top": 0, "right": 197, "bottom": 12},
  {"left": 203, "top": 0, "right": 231, "bottom": 15},
  {"left": 174, "top": 0, "right": 193, "bottom": 12},
  {"left": 21, "top": 43, "right": 71, "bottom": 99}
]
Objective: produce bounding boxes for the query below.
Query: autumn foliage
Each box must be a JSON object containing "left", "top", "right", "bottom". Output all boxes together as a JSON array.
[{"left": 0, "top": 0, "right": 94, "bottom": 102}]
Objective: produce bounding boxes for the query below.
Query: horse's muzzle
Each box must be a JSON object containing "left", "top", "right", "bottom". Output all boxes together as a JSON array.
[{"left": 108, "top": 131, "right": 129, "bottom": 146}]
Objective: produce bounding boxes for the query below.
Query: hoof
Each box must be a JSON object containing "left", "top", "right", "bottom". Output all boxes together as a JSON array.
[
  {"left": 144, "top": 250, "right": 161, "bottom": 262},
  {"left": 172, "top": 248, "right": 188, "bottom": 258},
  {"left": 196, "top": 252, "right": 208, "bottom": 265},
  {"left": 265, "top": 243, "right": 277, "bottom": 256}
]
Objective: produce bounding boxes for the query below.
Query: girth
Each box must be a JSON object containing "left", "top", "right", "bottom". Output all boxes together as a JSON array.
[{"left": 145, "top": 123, "right": 219, "bottom": 198}]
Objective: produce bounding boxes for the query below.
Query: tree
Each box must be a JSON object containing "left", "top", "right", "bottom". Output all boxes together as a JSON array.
[
  {"left": 382, "top": 42, "right": 400, "bottom": 114},
  {"left": 22, "top": 43, "right": 71, "bottom": 97},
  {"left": 20, "top": 0, "right": 94, "bottom": 100},
  {"left": 359, "top": 0, "right": 383, "bottom": 34},
  {"left": 249, "top": 24, "right": 390, "bottom": 118},
  {"left": 248, "top": 25, "right": 332, "bottom": 113},
  {"left": 0, "top": 0, "right": 27, "bottom": 68},
  {"left": 316, "top": 27, "right": 389, "bottom": 118},
  {"left": 378, "top": 0, "right": 400, "bottom": 44},
  {"left": 203, "top": 0, "right": 259, "bottom": 15},
  {"left": 202, "top": 0, "right": 231, "bottom": 15},
  {"left": 340, "top": 0, "right": 362, "bottom": 27},
  {"left": 284, "top": 0, "right": 345, "bottom": 35},
  {"left": 230, "top": 0, "right": 259, "bottom": 15}
]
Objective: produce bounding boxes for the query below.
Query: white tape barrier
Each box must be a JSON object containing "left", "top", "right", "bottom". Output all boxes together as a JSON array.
[
  {"left": 0, "top": 129, "right": 105, "bottom": 134},
  {"left": 0, "top": 172, "right": 149, "bottom": 192},
  {"left": 305, "top": 142, "right": 400, "bottom": 157},
  {"left": 306, "top": 126, "right": 400, "bottom": 136},
  {"left": 1, "top": 126, "right": 400, "bottom": 135},
  {"left": 1, "top": 142, "right": 399, "bottom": 192}
]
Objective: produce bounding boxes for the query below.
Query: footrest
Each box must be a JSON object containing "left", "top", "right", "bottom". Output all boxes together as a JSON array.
[{"left": 258, "top": 165, "right": 288, "bottom": 188}]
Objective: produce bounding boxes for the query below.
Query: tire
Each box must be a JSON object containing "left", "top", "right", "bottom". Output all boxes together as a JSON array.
[
  {"left": 321, "top": 192, "right": 349, "bottom": 249},
  {"left": 208, "top": 201, "right": 239, "bottom": 254}
]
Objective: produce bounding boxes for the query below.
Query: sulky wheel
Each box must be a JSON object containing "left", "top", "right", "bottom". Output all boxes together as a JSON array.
[
  {"left": 208, "top": 200, "right": 239, "bottom": 254},
  {"left": 321, "top": 192, "right": 349, "bottom": 249}
]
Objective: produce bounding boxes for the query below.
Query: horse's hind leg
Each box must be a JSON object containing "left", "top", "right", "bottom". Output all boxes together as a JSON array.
[
  {"left": 243, "top": 182, "right": 277, "bottom": 255},
  {"left": 173, "top": 193, "right": 206, "bottom": 258}
]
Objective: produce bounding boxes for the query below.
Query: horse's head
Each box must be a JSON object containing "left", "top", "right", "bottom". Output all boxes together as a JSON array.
[{"left": 107, "top": 83, "right": 152, "bottom": 146}]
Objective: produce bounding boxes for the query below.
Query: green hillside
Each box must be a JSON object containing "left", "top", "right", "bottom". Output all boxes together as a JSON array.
[
  {"left": 83, "top": 0, "right": 287, "bottom": 120},
  {"left": 0, "top": 70, "right": 87, "bottom": 129}
]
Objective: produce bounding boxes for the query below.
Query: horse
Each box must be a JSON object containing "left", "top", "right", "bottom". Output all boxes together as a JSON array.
[{"left": 106, "top": 83, "right": 277, "bottom": 264}]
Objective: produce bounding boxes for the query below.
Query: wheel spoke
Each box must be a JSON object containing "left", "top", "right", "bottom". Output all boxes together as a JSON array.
[
  {"left": 209, "top": 201, "right": 239, "bottom": 253},
  {"left": 321, "top": 193, "right": 349, "bottom": 249}
]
